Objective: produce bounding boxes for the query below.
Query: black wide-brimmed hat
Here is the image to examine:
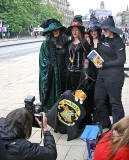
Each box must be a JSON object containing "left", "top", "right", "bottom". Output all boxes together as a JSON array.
[
  {"left": 65, "top": 15, "right": 85, "bottom": 35},
  {"left": 87, "top": 13, "right": 101, "bottom": 33},
  {"left": 100, "top": 16, "right": 122, "bottom": 35},
  {"left": 40, "top": 18, "right": 66, "bottom": 35}
]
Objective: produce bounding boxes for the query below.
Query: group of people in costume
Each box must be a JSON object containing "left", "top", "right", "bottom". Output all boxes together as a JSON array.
[
  {"left": 0, "top": 12, "right": 125, "bottom": 160},
  {"left": 0, "top": 13, "right": 128, "bottom": 160},
  {"left": 39, "top": 13, "right": 126, "bottom": 129},
  {"left": 38, "top": 13, "right": 129, "bottom": 159}
]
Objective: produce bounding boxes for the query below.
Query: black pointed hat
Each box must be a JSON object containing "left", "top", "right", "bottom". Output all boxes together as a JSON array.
[
  {"left": 100, "top": 16, "right": 122, "bottom": 35},
  {"left": 88, "top": 13, "right": 101, "bottom": 33},
  {"left": 65, "top": 15, "right": 85, "bottom": 35},
  {"left": 40, "top": 18, "right": 66, "bottom": 35}
]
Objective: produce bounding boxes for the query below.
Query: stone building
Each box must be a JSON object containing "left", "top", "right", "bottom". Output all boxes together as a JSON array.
[
  {"left": 42, "top": 0, "right": 74, "bottom": 27},
  {"left": 122, "top": 6, "right": 129, "bottom": 27},
  {"left": 82, "top": 1, "right": 112, "bottom": 28},
  {"left": 93, "top": 1, "right": 112, "bottom": 22},
  {"left": 115, "top": 12, "right": 122, "bottom": 27}
]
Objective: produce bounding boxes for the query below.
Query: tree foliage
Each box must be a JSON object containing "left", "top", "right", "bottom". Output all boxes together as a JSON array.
[{"left": 0, "top": 0, "right": 63, "bottom": 32}]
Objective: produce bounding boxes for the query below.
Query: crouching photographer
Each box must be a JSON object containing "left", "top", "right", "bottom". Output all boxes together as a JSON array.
[{"left": 0, "top": 108, "right": 57, "bottom": 160}]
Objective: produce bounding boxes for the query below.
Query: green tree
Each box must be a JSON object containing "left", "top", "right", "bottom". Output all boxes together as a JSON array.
[{"left": 0, "top": 0, "right": 63, "bottom": 32}]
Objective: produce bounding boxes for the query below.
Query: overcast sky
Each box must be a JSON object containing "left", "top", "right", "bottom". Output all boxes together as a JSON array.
[{"left": 68, "top": 0, "right": 129, "bottom": 16}]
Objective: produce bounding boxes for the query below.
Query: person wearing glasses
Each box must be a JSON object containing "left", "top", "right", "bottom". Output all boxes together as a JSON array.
[{"left": 94, "top": 16, "right": 126, "bottom": 129}]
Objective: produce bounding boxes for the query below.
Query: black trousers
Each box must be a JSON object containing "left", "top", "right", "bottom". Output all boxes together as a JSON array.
[{"left": 94, "top": 69, "right": 125, "bottom": 128}]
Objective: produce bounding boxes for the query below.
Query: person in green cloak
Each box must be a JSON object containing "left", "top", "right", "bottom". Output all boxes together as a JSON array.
[{"left": 39, "top": 19, "right": 68, "bottom": 113}]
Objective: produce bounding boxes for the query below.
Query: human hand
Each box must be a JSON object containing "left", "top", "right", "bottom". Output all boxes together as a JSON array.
[
  {"left": 56, "top": 44, "right": 62, "bottom": 48},
  {"left": 95, "top": 64, "right": 103, "bottom": 68},
  {"left": 84, "top": 59, "right": 89, "bottom": 68},
  {"left": 85, "top": 73, "right": 88, "bottom": 80},
  {"left": 35, "top": 112, "right": 48, "bottom": 131}
]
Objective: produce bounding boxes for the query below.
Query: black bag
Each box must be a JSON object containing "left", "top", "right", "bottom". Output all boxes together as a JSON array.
[{"left": 47, "top": 90, "right": 86, "bottom": 141}]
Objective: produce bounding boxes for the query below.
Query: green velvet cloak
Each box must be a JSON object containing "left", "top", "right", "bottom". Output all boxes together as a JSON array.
[{"left": 39, "top": 40, "right": 61, "bottom": 113}]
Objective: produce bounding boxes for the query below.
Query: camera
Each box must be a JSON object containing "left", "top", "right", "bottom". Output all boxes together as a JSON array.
[{"left": 24, "top": 95, "right": 43, "bottom": 122}]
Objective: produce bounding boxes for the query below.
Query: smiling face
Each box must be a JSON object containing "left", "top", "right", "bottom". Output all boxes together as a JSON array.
[
  {"left": 102, "top": 29, "right": 114, "bottom": 38},
  {"left": 90, "top": 30, "right": 98, "bottom": 39},
  {"left": 52, "top": 29, "right": 60, "bottom": 38},
  {"left": 71, "top": 27, "right": 80, "bottom": 38}
]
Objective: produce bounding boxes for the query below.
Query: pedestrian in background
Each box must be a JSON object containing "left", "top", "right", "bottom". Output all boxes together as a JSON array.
[
  {"left": 39, "top": 19, "right": 68, "bottom": 112},
  {"left": 94, "top": 16, "right": 126, "bottom": 129}
]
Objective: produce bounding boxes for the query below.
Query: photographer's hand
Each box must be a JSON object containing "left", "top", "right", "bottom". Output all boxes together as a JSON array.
[{"left": 35, "top": 112, "right": 48, "bottom": 131}]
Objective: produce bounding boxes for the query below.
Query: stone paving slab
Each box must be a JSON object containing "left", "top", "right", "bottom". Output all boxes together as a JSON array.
[
  {"left": 0, "top": 37, "right": 43, "bottom": 47},
  {"left": 0, "top": 40, "right": 129, "bottom": 160}
]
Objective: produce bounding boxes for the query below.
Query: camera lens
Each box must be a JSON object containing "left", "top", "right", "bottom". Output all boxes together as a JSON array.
[
  {"left": 35, "top": 105, "right": 40, "bottom": 113},
  {"left": 34, "top": 113, "right": 42, "bottom": 121},
  {"left": 34, "top": 102, "right": 42, "bottom": 114}
]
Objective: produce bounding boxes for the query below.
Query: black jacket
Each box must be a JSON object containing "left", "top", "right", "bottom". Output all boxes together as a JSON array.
[
  {"left": 66, "top": 40, "right": 90, "bottom": 72},
  {"left": 98, "top": 36, "right": 126, "bottom": 69},
  {"left": 0, "top": 118, "right": 57, "bottom": 160}
]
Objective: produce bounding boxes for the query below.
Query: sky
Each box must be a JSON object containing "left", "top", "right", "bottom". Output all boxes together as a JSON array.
[{"left": 68, "top": 0, "right": 129, "bottom": 16}]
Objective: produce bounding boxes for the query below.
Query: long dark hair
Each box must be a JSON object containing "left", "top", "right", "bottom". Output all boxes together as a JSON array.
[
  {"left": 71, "top": 27, "right": 87, "bottom": 54},
  {"left": 88, "top": 29, "right": 102, "bottom": 47},
  {"left": 4, "top": 108, "right": 33, "bottom": 139}
]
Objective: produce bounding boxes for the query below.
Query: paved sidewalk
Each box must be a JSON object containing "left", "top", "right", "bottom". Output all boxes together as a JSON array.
[
  {"left": 0, "top": 40, "right": 129, "bottom": 159},
  {"left": 0, "top": 36, "right": 43, "bottom": 47}
]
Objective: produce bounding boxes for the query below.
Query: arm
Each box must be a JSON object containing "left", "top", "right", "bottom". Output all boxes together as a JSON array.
[
  {"left": 83, "top": 40, "right": 91, "bottom": 79},
  {"left": 21, "top": 113, "right": 57, "bottom": 160},
  {"left": 103, "top": 38, "right": 126, "bottom": 68},
  {"left": 39, "top": 41, "right": 50, "bottom": 104},
  {"left": 21, "top": 132, "right": 57, "bottom": 160},
  {"left": 35, "top": 113, "right": 57, "bottom": 160}
]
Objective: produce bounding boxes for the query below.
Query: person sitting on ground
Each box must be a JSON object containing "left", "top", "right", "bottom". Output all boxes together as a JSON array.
[
  {"left": 94, "top": 116, "right": 129, "bottom": 160},
  {"left": 0, "top": 108, "right": 57, "bottom": 160}
]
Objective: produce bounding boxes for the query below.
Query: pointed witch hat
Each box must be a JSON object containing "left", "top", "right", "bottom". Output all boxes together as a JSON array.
[
  {"left": 40, "top": 18, "right": 66, "bottom": 35},
  {"left": 100, "top": 16, "right": 122, "bottom": 35},
  {"left": 87, "top": 13, "right": 101, "bottom": 33},
  {"left": 65, "top": 15, "right": 85, "bottom": 35}
]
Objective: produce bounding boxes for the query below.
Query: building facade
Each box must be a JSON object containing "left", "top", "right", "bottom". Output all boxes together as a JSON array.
[
  {"left": 122, "top": 8, "right": 129, "bottom": 27},
  {"left": 43, "top": 0, "right": 74, "bottom": 27},
  {"left": 93, "top": 1, "right": 112, "bottom": 22},
  {"left": 115, "top": 12, "right": 122, "bottom": 27},
  {"left": 115, "top": 6, "right": 129, "bottom": 28},
  {"left": 82, "top": 1, "right": 112, "bottom": 28}
]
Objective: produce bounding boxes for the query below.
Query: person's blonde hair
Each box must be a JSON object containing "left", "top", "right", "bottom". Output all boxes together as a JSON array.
[{"left": 108, "top": 116, "right": 129, "bottom": 160}]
